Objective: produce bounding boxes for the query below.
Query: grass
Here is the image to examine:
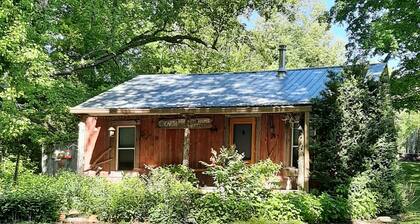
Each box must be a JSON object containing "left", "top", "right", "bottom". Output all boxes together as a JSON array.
[{"left": 400, "top": 161, "right": 420, "bottom": 224}]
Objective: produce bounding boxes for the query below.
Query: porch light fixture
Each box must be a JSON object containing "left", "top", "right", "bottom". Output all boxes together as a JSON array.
[{"left": 108, "top": 127, "right": 115, "bottom": 137}]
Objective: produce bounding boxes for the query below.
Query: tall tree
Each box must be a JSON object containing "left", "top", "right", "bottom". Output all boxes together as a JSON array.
[
  {"left": 0, "top": 0, "right": 296, "bottom": 166},
  {"left": 331, "top": 0, "right": 420, "bottom": 111},
  {"left": 165, "top": 0, "right": 344, "bottom": 73}
]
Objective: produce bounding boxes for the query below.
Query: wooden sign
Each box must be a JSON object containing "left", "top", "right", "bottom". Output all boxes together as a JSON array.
[{"left": 158, "top": 118, "right": 212, "bottom": 129}]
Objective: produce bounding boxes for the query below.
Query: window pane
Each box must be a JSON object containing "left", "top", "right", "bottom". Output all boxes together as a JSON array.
[
  {"left": 292, "top": 146, "right": 299, "bottom": 168},
  {"left": 118, "top": 150, "right": 134, "bottom": 170},
  {"left": 118, "top": 127, "right": 135, "bottom": 148},
  {"left": 233, "top": 124, "right": 252, "bottom": 160}
]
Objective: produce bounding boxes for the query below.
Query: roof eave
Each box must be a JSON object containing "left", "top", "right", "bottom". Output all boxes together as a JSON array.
[{"left": 70, "top": 105, "right": 313, "bottom": 116}]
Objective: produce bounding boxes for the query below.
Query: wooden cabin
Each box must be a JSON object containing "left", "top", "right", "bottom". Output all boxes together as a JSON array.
[{"left": 70, "top": 56, "right": 387, "bottom": 191}]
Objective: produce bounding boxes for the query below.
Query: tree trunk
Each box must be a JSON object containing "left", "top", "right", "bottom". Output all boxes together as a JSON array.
[{"left": 13, "top": 151, "right": 20, "bottom": 185}]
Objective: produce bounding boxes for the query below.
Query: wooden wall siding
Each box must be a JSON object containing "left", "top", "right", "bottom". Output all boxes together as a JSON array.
[
  {"left": 86, "top": 113, "right": 286, "bottom": 173},
  {"left": 259, "top": 114, "right": 286, "bottom": 164},
  {"left": 87, "top": 117, "right": 111, "bottom": 171},
  {"left": 137, "top": 115, "right": 225, "bottom": 170},
  {"left": 189, "top": 115, "right": 225, "bottom": 168},
  {"left": 139, "top": 116, "right": 184, "bottom": 168}
]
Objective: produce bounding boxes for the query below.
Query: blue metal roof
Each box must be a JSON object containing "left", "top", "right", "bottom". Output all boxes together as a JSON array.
[{"left": 72, "top": 63, "right": 386, "bottom": 110}]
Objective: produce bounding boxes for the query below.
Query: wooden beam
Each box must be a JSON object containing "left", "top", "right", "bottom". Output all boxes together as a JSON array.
[
  {"left": 182, "top": 127, "right": 190, "bottom": 166},
  {"left": 304, "top": 111, "right": 310, "bottom": 192},
  {"left": 70, "top": 105, "right": 312, "bottom": 116},
  {"left": 297, "top": 114, "right": 305, "bottom": 191}
]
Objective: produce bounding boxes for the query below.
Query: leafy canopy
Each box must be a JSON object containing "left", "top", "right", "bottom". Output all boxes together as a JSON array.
[{"left": 330, "top": 0, "right": 420, "bottom": 111}]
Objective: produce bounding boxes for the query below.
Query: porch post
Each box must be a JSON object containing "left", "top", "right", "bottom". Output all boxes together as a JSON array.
[
  {"left": 304, "top": 112, "right": 310, "bottom": 191},
  {"left": 182, "top": 127, "right": 190, "bottom": 166},
  {"left": 297, "top": 122, "right": 305, "bottom": 190},
  {"left": 77, "top": 121, "right": 86, "bottom": 174}
]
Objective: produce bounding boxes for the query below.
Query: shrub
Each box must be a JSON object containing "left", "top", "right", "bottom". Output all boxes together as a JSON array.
[
  {"left": 190, "top": 193, "right": 255, "bottom": 224},
  {"left": 285, "top": 192, "right": 322, "bottom": 224},
  {"left": 166, "top": 164, "right": 198, "bottom": 185},
  {"left": 102, "top": 177, "right": 148, "bottom": 222},
  {"left": 346, "top": 174, "right": 377, "bottom": 220},
  {"left": 0, "top": 174, "right": 61, "bottom": 223},
  {"left": 54, "top": 171, "right": 111, "bottom": 215},
  {"left": 146, "top": 166, "right": 199, "bottom": 224},
  {"left": 318, "top": 193, "right": 349, "bottom": 223},
  {"left": 203, "top": 146, "right": 281, "bottom": 199},
  {"left": 256, "top": 193, "right": 301, "bottom": 222},
  {"left": 234, "top": 217, "right": 304, "bottom": 224}
]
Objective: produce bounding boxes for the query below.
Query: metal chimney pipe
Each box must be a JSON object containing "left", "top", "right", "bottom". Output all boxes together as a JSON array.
[{"left": 278, "top": 44, "right": 287, "bottom": 76}]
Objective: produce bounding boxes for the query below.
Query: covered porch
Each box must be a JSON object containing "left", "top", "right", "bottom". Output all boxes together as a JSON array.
[{"left": 74, "top": 106, "right": 311, "bottom": 191}]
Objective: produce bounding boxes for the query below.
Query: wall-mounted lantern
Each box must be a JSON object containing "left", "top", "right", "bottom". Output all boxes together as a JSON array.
[{"left": 108, "top": 127, "right": 116, "bottom": 137}]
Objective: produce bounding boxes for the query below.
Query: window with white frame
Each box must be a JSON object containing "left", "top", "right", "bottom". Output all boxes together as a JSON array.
[
  {"left": 291, "top": 123, "right": 300, "bottom": 168},
  {"left": 117, "top": 126, "right": 135, "bottom": 170}
]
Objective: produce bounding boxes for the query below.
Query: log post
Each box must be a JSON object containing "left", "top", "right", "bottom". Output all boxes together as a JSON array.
[
  {"left": 304, "top": 111, "right": 310, "bottom": 191},
  {"left": 297, "top": 122, "right": 305, "bottom": 191},
  {"left": 77, "top": 121, "right": 86, "bottom": 174},
  {"left": 182, "top": 126, "right": 190, "bottom": 166}
]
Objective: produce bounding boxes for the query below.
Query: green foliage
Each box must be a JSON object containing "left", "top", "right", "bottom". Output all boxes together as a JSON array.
[
  {"left": 311, "top": 64, "right": 403, "bottom": 215},
  {"left": 331, "top": 0, "right": 419, "bottom": 111},
  {"left": 191, "top": 193, "right": 255, "bottom": 224},
  {"left": 0, "top": 174, "right": 60, "bottom": 223},
  {"left": 396, "top": 111, "right": 420, "bottom": 153},
  {"left": 102, "top": 177, "right": 148, "bottom": 222},
  {"left": 317, "top": 193, "right": 349, "bottom": 223},
  {"left": 54, "top": 171, "right": 111, "bottom": 215},
  {"left": 203, "top": 146, "right": 281, "bottom": 198},
  {"left": 0, "top": 0, "right": 345, "bottom": 167},
  {"left": 285, "top": 193, "right": 322, "bottom": 224},
  {"left": 256, "top": 193, "right": 302, "bottom": 222},
  {"left": 165, "top": 164, "right": 199, "bottom": 185},
  {"left": 172, "top": 0, "right": 345, "bottom": 73},
  {"left": 234, "top": 218, "right": 304, "bottom": 224},
  {"left": 146, "top": 166, "right": 200, "bottom": 224},
  {"left": 0, "top": 159, "right": 378, "bottom": 223},
  {"left": 346, "top": 174, "right": 378, "bottom": 219}
]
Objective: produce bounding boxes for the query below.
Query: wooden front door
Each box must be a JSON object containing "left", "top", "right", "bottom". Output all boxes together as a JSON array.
[{"left": 229, "top": 117, "right": 256, "bottom": 163}]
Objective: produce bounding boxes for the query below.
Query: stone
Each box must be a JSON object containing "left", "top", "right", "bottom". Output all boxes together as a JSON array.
[{"left": 376, "top": 216, "right": 393, "bottom": 223}]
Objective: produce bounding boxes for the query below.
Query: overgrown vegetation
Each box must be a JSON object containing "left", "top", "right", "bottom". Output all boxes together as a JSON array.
[
  {"left": 311, "top": 64, "right": 407, "bottom": 216},
  {"left": 0, "top": 146, "right": 390, "bottom": 223}
]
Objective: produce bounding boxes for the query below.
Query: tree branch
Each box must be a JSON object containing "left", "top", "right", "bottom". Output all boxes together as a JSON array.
[{"left": 53, "top": 34, "right": 208, "bottom": 76}]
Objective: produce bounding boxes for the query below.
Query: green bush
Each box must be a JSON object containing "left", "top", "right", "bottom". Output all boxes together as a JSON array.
[
  {"left": 346, "top": 174, "right": 377, "bottom": 220},
  {"left": 256, "top": 193, "right": 301, "bottom": 222},
  {"left": 146, "top": 166, "right": 200, "bottom": 224},
  {"left": 203, "top": 146, "right": 281, "bottom": 199},
  {"left": 54, "top": 171, "right": 111, "bottom": 215},
  {"left": 255, "top": 192, "right": 351, "bottom": 224},
  {"left": 102, "top": 177, "right": 148, "bottom": 222},
  {"left": 234, "top": 217, "right": 304, "bottom": 224},
  {"left": 0, "top": 174, "right": 61, "bottom": 223},
  {"left": 190, "top": 193, "right": 255, "bottom": 224},
  {"left": 318, "top": 193, "right": 349, "bottom": 223},
  {"left": 166, "top": 164, "right": 199, "bottom": 185},
  {"left": 285, "top": 192, "right": 322, "bottom": 224}
]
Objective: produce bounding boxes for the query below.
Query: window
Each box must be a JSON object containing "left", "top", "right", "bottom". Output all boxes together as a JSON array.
[
  {"left": 291, "top": 123, "right": 300, "bottom": 168},
  {"left": 117, "top": 127, "right": 135, "bottom": 170},
  {"left": 229, "top": 118, "right": 256, "bottom": 163}
]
